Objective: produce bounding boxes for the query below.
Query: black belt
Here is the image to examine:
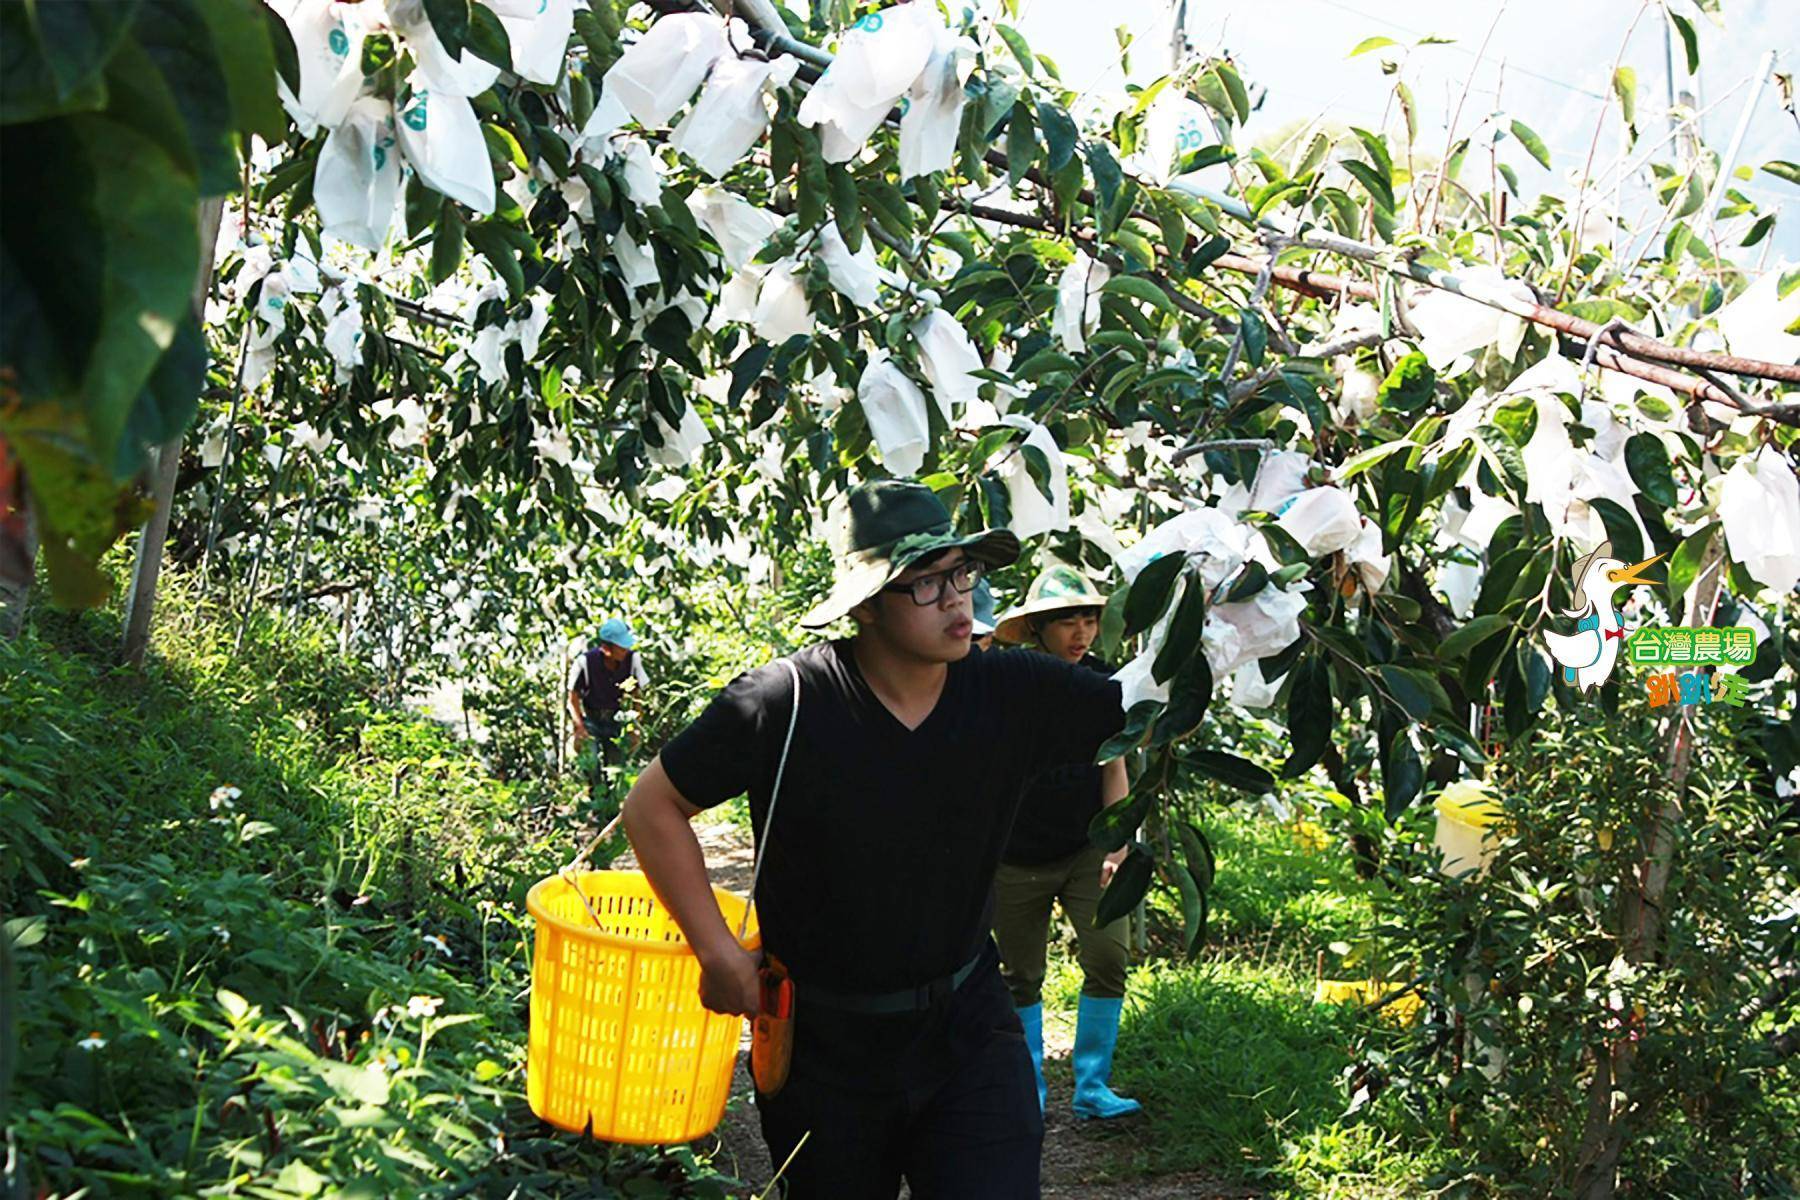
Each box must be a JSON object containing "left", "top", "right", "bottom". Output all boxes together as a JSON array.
[{"left": 797, "top": 950, "right": 986, "bottom": 1016}]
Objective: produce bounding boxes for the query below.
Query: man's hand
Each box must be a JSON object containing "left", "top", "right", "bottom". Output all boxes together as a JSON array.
[
  {"left": 1100, "top": 846, "right": 1129, "bottom": 888},
  {"left": 696, "top": 941, "right": 762, "bottom": 1017}
]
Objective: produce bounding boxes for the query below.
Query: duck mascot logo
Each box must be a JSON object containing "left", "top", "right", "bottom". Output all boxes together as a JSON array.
[{"left": 1542, "top": 541, "right": 1664, "bottom": 692}]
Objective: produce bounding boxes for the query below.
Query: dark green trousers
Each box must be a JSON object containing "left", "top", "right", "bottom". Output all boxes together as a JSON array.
[{"left": 992, "top": 843, "right": 1130, "bottom": 1007}]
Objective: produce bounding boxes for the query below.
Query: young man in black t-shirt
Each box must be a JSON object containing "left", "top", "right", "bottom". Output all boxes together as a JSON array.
[{"left": 621, "top": 481, "right": 1125, "bottom": 1199}]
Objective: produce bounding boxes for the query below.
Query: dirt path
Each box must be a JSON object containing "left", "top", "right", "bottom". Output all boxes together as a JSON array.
[{"left": 616, "top": 818, "right": 1259, "bottom": 1199}]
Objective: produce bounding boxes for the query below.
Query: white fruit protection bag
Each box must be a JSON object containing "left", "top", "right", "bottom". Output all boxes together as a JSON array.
[
  {"left": 797, "top": 4, "right": 939, "bottom": 162},
  {"left": 395, "top": 79, "right": 496, "bottom": 214},
  {"left": 858, "top": 355, "right": 932, "bottom": 477},
  {"left": 314, "top": 96, "right": 401, "bottom": 250},
  {"left": 603, "top": 13, "right": 735, "bottom": 127},
  {"left": 672, "top": 53, "right": 800, "bottom": 179}
]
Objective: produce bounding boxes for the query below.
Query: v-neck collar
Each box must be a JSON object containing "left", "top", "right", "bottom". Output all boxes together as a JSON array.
[{"left": 835, "top": 638, "right": 954, "bottom": 735}]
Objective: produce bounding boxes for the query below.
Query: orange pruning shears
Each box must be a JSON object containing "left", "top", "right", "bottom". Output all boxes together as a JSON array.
[{"left": 751, "top": 954, "right": 794, "bottom": 1097}]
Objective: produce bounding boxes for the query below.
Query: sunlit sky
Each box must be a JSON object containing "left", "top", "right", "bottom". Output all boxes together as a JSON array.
[{"left": 997, "top": 0, "right": 1800, "bottom": 264}]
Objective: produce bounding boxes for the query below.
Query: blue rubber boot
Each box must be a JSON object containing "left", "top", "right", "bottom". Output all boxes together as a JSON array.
[
  {"left": 1071, "top": 995, "right": 1141, "bottom": 1119},
  {"left": 1016, "top": 1003, "right": 1047, "bottom": 1113}
]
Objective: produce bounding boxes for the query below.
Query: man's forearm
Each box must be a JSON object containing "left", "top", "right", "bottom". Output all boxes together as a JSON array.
[{"left": 621, "top": 761, "right": 741, "bottom": 964}]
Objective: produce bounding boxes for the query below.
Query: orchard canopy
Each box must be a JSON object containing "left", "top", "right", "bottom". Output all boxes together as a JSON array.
[{"left": 6, "top": 0, "right": 1798, "bottom": 825}]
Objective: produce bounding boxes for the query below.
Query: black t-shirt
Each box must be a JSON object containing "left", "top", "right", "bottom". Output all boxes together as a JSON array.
[
  {"left": 659, "top": 638, "right": 1124, "bottom": 1089},
  {"left": 1002, "top": 652, "right": 1117, "bottom": 866}
]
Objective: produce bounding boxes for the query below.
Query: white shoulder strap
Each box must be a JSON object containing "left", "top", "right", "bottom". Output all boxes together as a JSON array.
[{"left": 735, "top": 658, "right": 800, "bottom": 940}]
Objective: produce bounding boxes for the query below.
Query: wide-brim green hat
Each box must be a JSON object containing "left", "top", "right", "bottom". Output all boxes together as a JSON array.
[
  {"left": 800, "top": 480, "right": 1021, "bottom": 629},
  {"left": 994, "top": 563, "right": 1108, "bottom": 644}
]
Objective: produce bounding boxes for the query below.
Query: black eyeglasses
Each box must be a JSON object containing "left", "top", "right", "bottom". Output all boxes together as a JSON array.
[{"left": 883, "top": 559, "right": 986, "bottom": 606}]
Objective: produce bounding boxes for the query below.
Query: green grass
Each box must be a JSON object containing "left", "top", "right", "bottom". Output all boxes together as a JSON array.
[
  {"left": 1034, "top": 802, "right": 1449, "bottom": 1198},
  {"left": 4, "top": 574, "right": 737, "bottom": 1197}
]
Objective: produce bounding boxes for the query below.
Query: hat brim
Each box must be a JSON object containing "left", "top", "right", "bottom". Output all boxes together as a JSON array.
[
  {"left": 993, "top": 591, "right": 1108, "bottom": 644},
  {"left": 799, "top": 527, "right": 1021, "bottom": 630}
]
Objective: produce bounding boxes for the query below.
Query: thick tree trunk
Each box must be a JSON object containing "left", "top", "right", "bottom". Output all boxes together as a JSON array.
[
  {"left": 122, "top": 196, "right": 226, "bottom": 665},
  {"left": 1570, "top": 536, "right": 1726, "bottom": 1199}
]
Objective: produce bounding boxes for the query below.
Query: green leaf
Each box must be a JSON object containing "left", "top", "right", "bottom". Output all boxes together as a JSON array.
[
  {"left": 1760, "top": 161, "right": 1800, "bottom": 187},
  {"left": 464, "top": 4, "right": 514, "bottom": 72},
  {"left": 119, "top": 313, "right": 205, "bottom": 459},
  {"left": 192, "top": 0, "right": 286, "bottom": 141},
  {"left": 1185, "top": 749, "right": 1274, "bottom": 793},
  {"left": 4, "top": 914, "right": 47, "bottom": 950},
  {"left": 20, "top": 0, "right": 139, "bottom": 112},
  {"left": 1152, "top": 570, "right": 1207, "bottom": 683},
  {"left": 1290, "top": 130, "right": 1330, "bottom": 178},
  {"left": 1282, "top": 653, "right": 1332, "bottom": 778},
  {"left": 1742, "top": 213, "right": 1775, "bottom": 248},
  {"left": 1437, "top": 614, "right": 1512, "bottom": 660},
  {"left": 466, "top": 222, "right": 523, "bottom": 297},
  {"left": 729, "top": 342, "right": 772, "bottom": 407},
  {"left": 1095, "top": 843, "right": 1154, "bottom": 927},
  {"left": 431, "top": 203, "right": 464, "bottom": 284},
  {"left": 1179, "top": 822, "right": 1217, "bottom": 895},
  {"left": 1341, "top": 159, "right": 1394, "bottom": 212},
  {"left": 1096, "top": 582, "right": 1129, "bottom": 662},
  {"left": 1669, "top": 12, "right": 1699, "bottom": 75},
  {"left": 1101, "top": 274, "right": 1178, "bottom": 317},
  {"left": 1221, "top": 63, "right": 1250, "bottom": 123},
  {"left": 1086, "top": 139, "right": 1123, "bottom": 214},
  {"left": 1377, "top": 351, "right": 1435, "bottom": 412},
  {"left": 1187, "top": 234, "right": 1231, "bottom": 274},
  {"left": 1172, "top": 860, "right": 1206, "bottom": 958},
  {"left": 1334, "top": 437, "right": 1413, "bottom": 482},
  {"left": 1239, "top": 307, "right": 1267, "bottom": 367},
  {"left": 1589, "top": 497, "right": 1643, "bottom": 567},
  {"left": 1379, "top": 664, "right": 1438, "bottom": 721},
  {"left": 1223, "top": 560, "right": 1268, "bottom": 602},
  {"left": 1012, "top": 349, "right": 1079, "bottom": 379},
  {"left": 995, "top": 23, "right": 1036, "bottom": 78},
  {"left": 1348, "top": 35, "right": 1400, "bottom": 57},
  {"left": 1665, "top": 521, "right": 1717, "bottom": 613},
  {"left": 1153, "top": 653, "right": 1213, "bottom": 744},
  {"left": 1612, "top": 66, "right": 1638, "bottom": 129},
  {"left": 1624, "top": 432, "right": 1676, "bottom": 507},
  {"left": 1123, "top": 551, "right": 1185, "bottom": 639},
  {"left": 422, "top": 0, "right": 472, "bottom": 59},
  {"left": 69, "top": 115, "right": 201, "bottom": 473},
  {"left": 827, "top": 164, "right": 864, "bottom": 252},
  {"left": 1509, "top": 119, "right": 1551, "bottom": 170},
  {"left": 1382, "top": 737, "right": 1422, "bottom": 822},
  {"left": 1096, "top": 700, "right": 1159, "bottom": 763},
  {"left": 1005, "top": 99, "right": 1037, "bottom": 185},
  {"left": 1088, "top": 786, "right": 1152, "bottom": 854},
  {"left": 1037, "top": 101, "right": 1078, "bottom": 172}
]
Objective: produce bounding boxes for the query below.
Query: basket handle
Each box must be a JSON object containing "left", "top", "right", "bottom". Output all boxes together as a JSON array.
[
  {"left": 554, "top": 657, "right": 798, "bottom": 942},
  {"left": 557, "top": 811, "right": 627, "bottom": 931}
]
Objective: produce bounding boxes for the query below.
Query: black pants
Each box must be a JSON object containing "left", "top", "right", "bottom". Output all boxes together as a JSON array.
[{"left": 754, "top": 1014, "right": 1043, "bottom": 1199}]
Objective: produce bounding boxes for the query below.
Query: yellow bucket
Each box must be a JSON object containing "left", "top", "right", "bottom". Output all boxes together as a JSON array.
[
  {"left": 526, "top": 870, "right": 758, "bottom": 1144},
  {"left": 1433, "top": 779, "right": 1506, "bottom": 878},
  {"left": 1314, "top": 978, "right": 1424, "bottom": 1026}
]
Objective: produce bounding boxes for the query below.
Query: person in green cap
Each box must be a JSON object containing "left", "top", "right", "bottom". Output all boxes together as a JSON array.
[
  {"left": 992, "top": 565, "right": 1142, "bottom": 1121},
  {"left": 622, "top": 480, "right": 1125, "bottom": 1199}
]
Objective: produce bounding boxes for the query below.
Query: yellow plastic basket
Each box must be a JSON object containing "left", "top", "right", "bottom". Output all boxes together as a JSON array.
[{"left": 526, "top": 869, "right": 758, "bottom": 1144}]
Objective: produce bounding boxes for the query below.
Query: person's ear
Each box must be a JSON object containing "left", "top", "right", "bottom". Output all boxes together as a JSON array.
[{"left": 849, "top": 597, "right": 877, "bottom": 628}]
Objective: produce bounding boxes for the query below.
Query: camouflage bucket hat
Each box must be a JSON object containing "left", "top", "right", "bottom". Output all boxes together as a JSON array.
[{"left": 800, "top": 480, "right": 1022, "bottom": 630}]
